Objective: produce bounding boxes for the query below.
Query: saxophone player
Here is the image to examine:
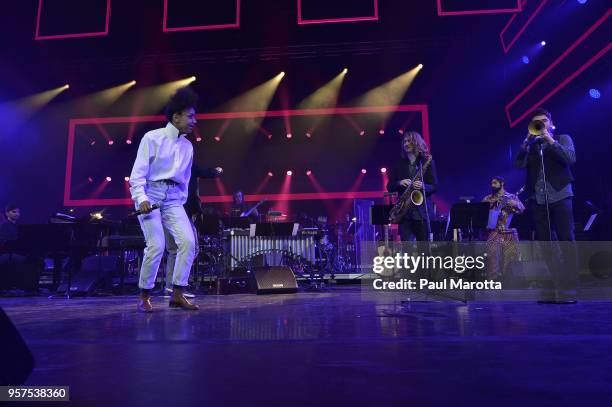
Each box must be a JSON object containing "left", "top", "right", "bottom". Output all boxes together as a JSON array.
[{"left": 387, "top": 131, "right": 438, "bottom": 241}]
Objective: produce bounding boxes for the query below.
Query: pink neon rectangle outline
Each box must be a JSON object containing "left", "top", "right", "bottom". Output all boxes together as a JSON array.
[
  {"left": 500, "top": 0, "right": 548, "bottom": 54},
  {"left": 437, "top": 0, "right": 522, "bottom": 16},
  {"left": 505, "top": 10, "right": 611, "bottom": 127},
  {"left": 163, "top": 0, "right": 240, "bottom": 32},
  {"left": 35, "top": 0, "right": 111, "bottom": 40},
  {"left": 297, "top": 0, "right": 379, "bottom": 25},
  {"left": 64, "top": 105, "right": 430, "bottom": 206}
]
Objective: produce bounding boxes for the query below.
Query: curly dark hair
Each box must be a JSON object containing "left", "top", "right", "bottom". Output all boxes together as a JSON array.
[{"left": 165, "top": 86, "right": 199, "bottom": 122}]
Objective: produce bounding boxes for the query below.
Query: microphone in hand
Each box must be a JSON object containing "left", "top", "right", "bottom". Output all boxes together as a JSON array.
[{"left": 130, "top": 203, "right": 160, "bottom": 217}]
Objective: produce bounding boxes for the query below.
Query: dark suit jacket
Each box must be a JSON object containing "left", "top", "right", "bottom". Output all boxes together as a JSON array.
[{"left": 184, "top": 164, "right": 221, "bottom": 217}]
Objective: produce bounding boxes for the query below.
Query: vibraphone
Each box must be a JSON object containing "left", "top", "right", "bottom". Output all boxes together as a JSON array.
[{"left": 226, "top": 229, "right": 316, "bottom": 269}]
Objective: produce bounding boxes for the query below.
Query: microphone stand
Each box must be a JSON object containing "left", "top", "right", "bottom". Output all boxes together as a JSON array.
[
  {"left": 535, "top": 142, "right": 553, "bottom": 241},
  {"left": 535, "top": 140, "right": 573, "bottom": 304},
  {"left": 418, "top": 161, "right": 433, "bottom": 242}
]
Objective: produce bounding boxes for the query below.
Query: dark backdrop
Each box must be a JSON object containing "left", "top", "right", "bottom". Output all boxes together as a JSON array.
[{"left": 0, "top": 0, "right": 609, "bottom": 226}]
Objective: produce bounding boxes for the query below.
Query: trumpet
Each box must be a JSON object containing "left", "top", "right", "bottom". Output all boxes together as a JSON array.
[{"left": 528, "top": 119, "right": 546, "bottom": 136}]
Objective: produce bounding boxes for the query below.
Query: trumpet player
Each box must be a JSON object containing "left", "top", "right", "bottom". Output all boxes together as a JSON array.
[
  {"left": 387, "top": 131, "right": 438, "bottom": 241},
  {"left": 514, "top": 108, "right": 576, "bottom": 242},
  {"left": 515, "top": 108, "right": 577, "bottom": 303}
]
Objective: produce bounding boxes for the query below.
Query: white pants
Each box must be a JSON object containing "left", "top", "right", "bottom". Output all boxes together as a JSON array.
[
  {"left": 137, "top": 182, "right": 196, "bottom": 290},
  {"left": 164, "top": 218, "right": 199, "bottom": 287}
]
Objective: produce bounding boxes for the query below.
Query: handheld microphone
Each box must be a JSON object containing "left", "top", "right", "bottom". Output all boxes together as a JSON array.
[{"left": 130, "top": 203, "right": 160, "bottom": 217}]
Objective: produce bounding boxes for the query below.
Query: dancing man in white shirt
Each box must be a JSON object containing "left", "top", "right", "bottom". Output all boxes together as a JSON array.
[{"left": 129, "top": 87, "right": 200, "bottom": 312}]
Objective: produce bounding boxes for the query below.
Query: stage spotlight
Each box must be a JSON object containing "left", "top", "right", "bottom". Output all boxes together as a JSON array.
[
  {"left": 188, "top": 76, "right": 196, "bottom": 83},
  {"left": 91, "top": 212, "right": 103, "bottom": 220},
  {"left": 589, "top": 88, "right": 601, "bottom": 99},
  {"left": 359, "top": 130, "right": 365, "bottom": 136},
  {"left": 540, "top": 41, "right": 547, "bottom": 46},
  {"left": 286, "top": 133, "right": 292, "bottom": 139},
  {"left": 1, "top": 85, "right": 71, "bottom": 130},
  {"left": 108, "top": 140, "right": 114, "bottom": 145},
  {"left": 380, "top": 167, "right": 387, "bottom": 173},
  {"left": 379, "top": 129, "right": 385, "bottom": 135},
  {"left": 306, "top": 170, "right": 312, "bottom": 176},
  {"left": 77, "top": 80, "right": 137, "bottom": 112},
  {"left": 298, "top": 69, "right": 347, "bottom": 110},
  {"left": 196, "top": 137, "right": 202, "bottom": 142},
  {"left": 214, "top": 136, "right": 221, "bottom": 142},
  {"left": 398, "top": 129, "right": 404, "bottom": 134},
  {"left": 124, "top": 176, "right": 130, "bottom": 182},
  {"left": 287, "top": 170, "right": 293, "bottom": 176},
  {"left": 87, "top": 177, "right": 93, "bottom": 183},
  {"left": 268, "top": 172, "right": 274, "bottom": 177},
  {"left": 267, "top": 134, "right": 273, "bottom": 140},
  {"left": 89, "top": 140, "right": 96, "bottom": 146},
  {"left": 126, "top": 139, "right": 132, "bottom": 145},
  {"left": 522, "top": 56, "right": 530, "bottom": 64},
  {"left": 105, "top": 176, "right": 112, "bottom": 182},
  {"left": 305, "top": 132, "right": 312, "bottom": 138},
  {"left": 279, "top": 72, "right": 286, "bottom": 78},
  {"left": 577, "top": 0, "right": 587, "bottom": 4},
  {"left": 361, "top": 169, "right": 367, "bottom": 174},
  {"left": 357, "top": 64, "right": 422, "bottom": 112},
  {"left": 63, "top": 84, "right": 70, "bottom": 89},
  {"left": 221, "top": 72, "right": 284, "bottom": 127}
]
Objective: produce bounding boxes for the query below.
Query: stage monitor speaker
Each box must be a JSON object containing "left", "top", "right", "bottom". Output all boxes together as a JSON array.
[
  {"left": 251, "top": 267, "right": 298, "bottom": 294},
  {"left": 69, "top": 255, "right": 121, "bottom": 295},
  {"left": 0, "top": 307, "right": 34, "bottom": 385}
]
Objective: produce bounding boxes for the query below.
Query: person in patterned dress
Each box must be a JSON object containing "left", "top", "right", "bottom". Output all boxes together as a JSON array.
[{"left": 482, "top": 176, "right": 525, "bottom": 280}]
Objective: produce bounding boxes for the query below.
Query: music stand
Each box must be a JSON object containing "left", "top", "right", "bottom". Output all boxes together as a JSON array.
[
  {"left": 449, "top": 202, "right": 490, "bottom": 241},
  {"left": 371, "top": 204, "right": 393, "bottom": 226},
  {"left": 222, "top": 216, "right": 250, "bottom": 230}
]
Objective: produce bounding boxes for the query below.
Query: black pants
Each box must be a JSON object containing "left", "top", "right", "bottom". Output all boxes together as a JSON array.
[
  {"left": 531, "top": 197, "right": 577, "bottom": 292},
  {"left": 532, "top": 197, "right": 575, "bottom": 241},
  {"left": 399, "top": 219, "right": 429, "bottom": 242}
]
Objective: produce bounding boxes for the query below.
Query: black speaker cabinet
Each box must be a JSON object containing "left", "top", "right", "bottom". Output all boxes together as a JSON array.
[
  {"left": 250, "top": 267, "right": 298, "bottom": 294},
  {"left": 69, "top": 255, "right": 121, "bottom": 295},
  {"left": 0, "top": 307, "right": 34, "bottom": 385}
]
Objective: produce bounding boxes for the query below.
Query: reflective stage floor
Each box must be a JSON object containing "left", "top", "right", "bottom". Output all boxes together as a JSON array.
[{"left": 1, "top": 287, "right": 611, "bottom": 406}]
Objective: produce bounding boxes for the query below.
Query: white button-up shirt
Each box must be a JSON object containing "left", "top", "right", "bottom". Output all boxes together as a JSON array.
[{"left": 129, "top": 122, "right": 193, "bottom": 206}]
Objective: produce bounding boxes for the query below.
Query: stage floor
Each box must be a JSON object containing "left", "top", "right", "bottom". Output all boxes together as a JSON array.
[{"left": 2, "top": 287, "right": 612, "bottom": 406}]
